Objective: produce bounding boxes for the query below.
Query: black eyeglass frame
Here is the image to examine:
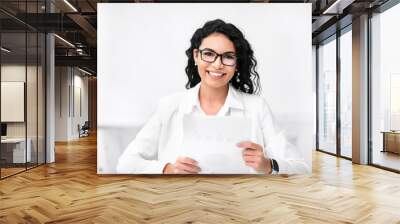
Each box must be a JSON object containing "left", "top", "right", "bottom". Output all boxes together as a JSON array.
[{"left": 198, "top": 48, "right": 237, "bottom": 66}]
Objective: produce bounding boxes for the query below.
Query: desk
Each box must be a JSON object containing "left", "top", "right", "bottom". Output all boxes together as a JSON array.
[
  {"left": 1, "top": 138, "right": 31, "bottom": 163},
  {"left": 382, "top": 131, "right": 400, "bottom": 154}
]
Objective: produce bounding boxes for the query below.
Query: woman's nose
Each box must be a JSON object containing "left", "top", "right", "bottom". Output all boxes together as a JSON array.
[{"left": 212, "top": 55, "right": 224, "bottom": 69}]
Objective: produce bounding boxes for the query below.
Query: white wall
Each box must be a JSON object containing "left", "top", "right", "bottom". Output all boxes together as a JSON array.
[
  {"left": 72, "top": 72, "right": 89, "bottom": 138},
  {"left": 55, "top": 66, "right": 68, "bottom": 141},
  {"left": 55, "top": 67, "right": 89, "bottom": 141}
]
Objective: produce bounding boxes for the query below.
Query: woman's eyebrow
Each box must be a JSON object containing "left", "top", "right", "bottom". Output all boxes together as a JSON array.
[
  {"left": 202, "top": 48, "right": 236, "bottom": 54},
  {"left": 201, "top": 47, "right": 216, "bottom": 52},
  {"left": 223, "top": 51, "right": 236, "bottom": 55}
]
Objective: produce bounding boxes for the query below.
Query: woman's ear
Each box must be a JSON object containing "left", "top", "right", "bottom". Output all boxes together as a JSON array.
[{"left": 193, "top": 49, "right": 199, "bottom": 64}]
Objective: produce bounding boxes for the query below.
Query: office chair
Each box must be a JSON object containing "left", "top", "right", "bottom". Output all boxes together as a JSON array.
[{"left": 79, "top": 121, "right": 90, "bottom": 138}]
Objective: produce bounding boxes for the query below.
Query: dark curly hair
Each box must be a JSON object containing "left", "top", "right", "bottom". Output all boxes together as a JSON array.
[{"left": 185, "top": 19, "right": 261, "bottom": 94}]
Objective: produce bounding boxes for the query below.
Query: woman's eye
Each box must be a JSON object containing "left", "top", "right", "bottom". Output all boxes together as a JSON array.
[
  {"left": 224, "top": 54, "right": 236, "bottom": 60},
  {"left": 203, "top": 51, "right": 215, "bottom": 57}
]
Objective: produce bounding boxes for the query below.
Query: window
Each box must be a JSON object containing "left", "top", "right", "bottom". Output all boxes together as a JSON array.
[
  {"left": 371, "top": 2, "right": 400, "bottom": 171},
  {"left": 318, "top": 36, "right": 337, "bottom": 155},
  {"left": 339, "top": 28, "right": 352, "bottom": 158}
]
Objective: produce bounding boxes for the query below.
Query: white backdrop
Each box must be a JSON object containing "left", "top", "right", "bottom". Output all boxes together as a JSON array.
[{"left": 97, "top": 3, "right": 314, "bottom": 174}]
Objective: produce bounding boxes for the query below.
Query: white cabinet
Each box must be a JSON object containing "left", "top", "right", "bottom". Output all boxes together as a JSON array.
[{"left": 1, "top": 138, "right": 32, "bottom": 163}]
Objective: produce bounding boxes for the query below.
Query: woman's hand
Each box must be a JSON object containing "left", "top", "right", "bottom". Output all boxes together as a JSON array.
[
  {"left": 163, "top": 156, "right": 201, "bottom": 174},
  {"left": 237, "top": 141, "right": 272, "bottom": 174}
]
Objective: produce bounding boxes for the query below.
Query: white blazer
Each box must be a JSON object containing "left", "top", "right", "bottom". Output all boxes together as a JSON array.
[{"left": 117, "top": 83, "right": 310, "bottom": 174}]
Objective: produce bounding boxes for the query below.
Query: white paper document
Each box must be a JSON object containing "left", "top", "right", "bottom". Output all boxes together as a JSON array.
[{"left": 181, "top": 115, "right": 253, "bottom": 174}]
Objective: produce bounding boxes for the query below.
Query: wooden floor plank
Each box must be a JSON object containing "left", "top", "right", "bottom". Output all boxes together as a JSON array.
[{"left": 0, "top": 134, "right": 400, "bottom": 223}]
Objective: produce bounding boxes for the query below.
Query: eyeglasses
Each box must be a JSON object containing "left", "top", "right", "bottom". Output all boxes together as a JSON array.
[{"left": 199, "top": 48, "right": 237, "bottom": 66}]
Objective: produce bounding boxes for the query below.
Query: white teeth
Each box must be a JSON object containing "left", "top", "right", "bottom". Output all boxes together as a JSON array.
[{"left": 208, "top": 71, "right": 224, "bottom": 77}]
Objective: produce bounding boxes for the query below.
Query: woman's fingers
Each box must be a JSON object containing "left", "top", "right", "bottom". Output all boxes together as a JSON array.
[
  {"left": 175, "top": 162, "right": 201, "bottom": 173},
  {"left": 242, "top": 155, "right": 264, "bottom": 170},
  {"left": 238, "top": 142, "right": 268, "bottom": 172},
  {"left": 245, "top": 161, "right": 257, "bottom": 168},
  {"left": 237, "top": 141, "right": 264, "bottom": 157},
  {"left": 177, "top": 156, "right": 198, "bottom": 166},
  {"left": 166, "top": 157, "right": 201, "bottom": 174},
  {"left": 243, "top": 156, "right": 265, "bottom": 170},
  {"left": 174, "top": 156, "right": 201, "bottom": 174},
  {"left": 243, "top": 155, "right": 262, "bottom": 163},
  {"left": 174, "top": 166, "right": 199, "bottom": 174},
  {"left": 238, "top": 140, "right": 261, "bottom": 155},
  {"left": 242, "top": 148, "right": 263, "bottom": 157},
  {"left": 173, "top": 168, "right": 192, "bottom": 174},
  {"left": 237, "top": 141, "right": 262, "bottom": 151}
]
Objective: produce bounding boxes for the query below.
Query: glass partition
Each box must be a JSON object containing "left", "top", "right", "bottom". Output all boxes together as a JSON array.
[
  {"left": 1, "top": 31, "right": 28, "bottom": 177},
  {"left": 339, "top": 28, "right": 352, "bottom": 158},
  {"left": 27, "top": 0, "right": 39, "bottom": 170},
  {"left": 371, "top": 3, "right": 400, "bottom": 171},
  {"left": 27, "top": 30, "right": 38, "bottom": 169},
  {"left": 38, "top": 32, "right": 45, "bottom": 165},
  {"left": 317, "top": 36, "right": 337, "bottom": 155},
  {"left": 0, "top": 1, "right": 46, "bottom": 179}
]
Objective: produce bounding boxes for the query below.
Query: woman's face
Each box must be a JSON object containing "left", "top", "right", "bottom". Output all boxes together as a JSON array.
[{"left": 193, "top": 33, "right": 237, "bottom": 90}]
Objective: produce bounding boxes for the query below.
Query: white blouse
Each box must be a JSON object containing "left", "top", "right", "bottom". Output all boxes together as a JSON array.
[{"left": 117, "top": 83, "right": 310, "bottom": 174}]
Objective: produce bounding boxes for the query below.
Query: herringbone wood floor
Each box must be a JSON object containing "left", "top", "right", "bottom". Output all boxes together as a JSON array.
[{"left": 1, "top": 134, "right": 400, "bottom": 224}]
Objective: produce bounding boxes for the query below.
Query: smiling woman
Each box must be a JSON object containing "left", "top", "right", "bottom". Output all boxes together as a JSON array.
[
  {"left": 185, "top": 19, "right": 260, "bottom": 95},
  {"left": 116, "top": 19, "right": 309, "bottom": 175}
]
